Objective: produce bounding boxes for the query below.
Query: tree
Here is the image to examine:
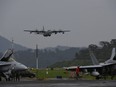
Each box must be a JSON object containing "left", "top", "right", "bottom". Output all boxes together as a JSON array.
[
  {"left": 88, "top": 44, "right": 98, "bottom": 51},
  {"left": 110, "top": 39, "right": 116, "bottom": 47},
  {"left": 99, "top": 41, "right": 111, "bottom": 48}
]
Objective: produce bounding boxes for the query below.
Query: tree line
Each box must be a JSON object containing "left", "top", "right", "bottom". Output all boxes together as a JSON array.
[{"left": 50, "top": 39, "right": 116, "bottom": 68}]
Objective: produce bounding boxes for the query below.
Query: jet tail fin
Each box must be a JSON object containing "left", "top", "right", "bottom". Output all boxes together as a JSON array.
[
  {"left": 89, "top": 50, "right": 99, "bottom": 65},
  {"left": 43, "top": 26, "right": 45, "bottom": 31},
  {"left": 105, "top": 48, "right": 116, "bottom": 63},
  {"left": 109, "top": 48, "right": 115, "bottom": 60},
  {"left": 0, "top": 49, "right": 13, "bottom": 61}
]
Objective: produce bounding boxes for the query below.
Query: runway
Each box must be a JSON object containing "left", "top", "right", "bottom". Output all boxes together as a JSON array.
[{"left": 0, "top": 79, "right": 116, "bottom": 87}]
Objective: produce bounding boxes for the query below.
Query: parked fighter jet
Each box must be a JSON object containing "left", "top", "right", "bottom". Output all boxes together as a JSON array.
[
  {"left": 0, "top": 49, "right": 27, "bottom": 81},
  {"left": 65, "top": 48, "right": 116, "bottom": 79},
  {"left": 24, "top": 26, "right": 70, "bottom": 37}
]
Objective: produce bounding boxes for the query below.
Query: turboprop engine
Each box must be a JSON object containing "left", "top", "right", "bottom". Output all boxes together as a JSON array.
[{"left": 91, "top": 69, "right": 100, "bottom": 76}]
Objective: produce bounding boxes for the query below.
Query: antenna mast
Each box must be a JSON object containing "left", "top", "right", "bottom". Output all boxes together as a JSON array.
[
  {"left": 36, "top": 44, "right": 39, "bottom": 69},
  {"left": 11, "top": 38, "right": 14, "bottom": 51}
]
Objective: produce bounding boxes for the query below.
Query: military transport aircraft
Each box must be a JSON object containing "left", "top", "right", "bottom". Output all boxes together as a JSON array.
[
  {"left": 24, "top": 26, "right": 70, "bottom": 37},
  {"left": 65, "top": 48, "right": 116, "bottom": 79},
  {"left": 0, "top": 49, "right": 27, "bottom": 81}
]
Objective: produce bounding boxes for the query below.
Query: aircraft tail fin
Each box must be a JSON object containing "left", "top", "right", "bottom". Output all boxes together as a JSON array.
[
  {"left": 89, "top": 50, "right": 99, "bottom": 65},
  {"left": 105, "top": 48, "right": 116, "bottom": 63},
  {"left": 109, "top": 48, "right": 116, "bottom": 60},
  {"left": 43, "top": 26, "right": 45, "bottom": 31},
  {"left": 0, "top": 49, "right": 13, "bottom": 61}
]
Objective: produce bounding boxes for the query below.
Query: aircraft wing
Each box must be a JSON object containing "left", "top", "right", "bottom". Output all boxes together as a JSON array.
[
  {"left": 24, "top": 30, "right": 33, "bottom": 32},
  {"left": 0, "top": 63, "right": 11, "bottom": 72},
  {"left": 66, "top": 65, "right": 102, "bottom": 71},
  {"left": 52, "top": 30, "right": 70, "bottom": 34},
  {"left": 0, "top": 63, "right": 11, "bottom": 67},
  {"left": 80, "top": 65, "right": 102, "bottom": 69},
  {"left": 58, "top": 30, "right": 70, "bottom": 32},
  {"left": 65, "top": 62, "right": 116, "bottom": 73},
  {"left": 24, "top": 30, "right": 45, "bottom": 34}
]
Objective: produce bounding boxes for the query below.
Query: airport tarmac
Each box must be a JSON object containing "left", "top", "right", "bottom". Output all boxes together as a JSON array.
[{"left": 0, "top": 79, "right": 116, "bottom": 87}]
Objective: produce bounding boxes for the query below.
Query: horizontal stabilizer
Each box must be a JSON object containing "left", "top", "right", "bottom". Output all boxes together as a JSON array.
[
  {"left": 110, "top": 48, "right": 115, "bottom": 60},
  {"left": 0, "top": 49, "right": 13, "bottom": 61},
  {"left": 89, "top": 51, "right": 99, "bottom": 65},
  {"left": 105, "top": 48, "right": 116, "bottom": 63}
]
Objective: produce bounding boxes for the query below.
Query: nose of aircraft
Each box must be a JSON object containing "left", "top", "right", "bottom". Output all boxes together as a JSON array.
[
  {"left": 20, "top": 64, "right": 28, "bottom": 70},
  {"left": 14, "top": 62, "right": 28, "bottom": 71}
]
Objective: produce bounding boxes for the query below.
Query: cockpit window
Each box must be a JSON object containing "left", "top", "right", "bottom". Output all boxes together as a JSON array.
[{"left": 8, "top": 58, "right": 16, "bottom": 62}]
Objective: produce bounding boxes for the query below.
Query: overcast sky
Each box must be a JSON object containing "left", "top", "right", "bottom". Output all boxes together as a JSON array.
[{"left": 0, "top": 0, "right": 116, "bottom": 49}]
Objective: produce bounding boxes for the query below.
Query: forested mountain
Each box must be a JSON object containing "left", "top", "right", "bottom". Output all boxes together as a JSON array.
[
  {"left": 14, "top": 47, "right": 80, "bottom": 68},
  {"left": 1, "top": 35, "right": 116, "bottom": 68},
  {"left": 0, "top": 35, "right": 27, "bottom": 52},
  {"left": 0, "top": 35, "right": 80, "bottom": 68}
]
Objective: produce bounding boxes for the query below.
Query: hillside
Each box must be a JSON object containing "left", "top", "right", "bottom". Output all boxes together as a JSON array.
[
  {"left": 0, "top": 35, "right": 28, "bottom": 52},
  {"left": 15, "top": 47, "right": 80, "bottom": 68},
  {"left": 50, "top": 39, "right": 116, "bottom": 68},
  {"left": 0, "top": 35, "right": 80, "bottom": 68},
  {"left": 1, "top": 36, "right": 116, "bottom": 68}
]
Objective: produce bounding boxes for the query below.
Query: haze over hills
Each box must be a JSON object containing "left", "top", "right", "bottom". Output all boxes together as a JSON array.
[
  {"left": 1, "top": 35, "right": 115, "bottom": 68},
  {"left": 0, "top": 35, "right": 28, "bottom": 52},
  {"left": 0, "top": 35, "right": 80, "bottom": 68},
  {"left": 15, "top": 47, "right": 80, "bottom": 68}
]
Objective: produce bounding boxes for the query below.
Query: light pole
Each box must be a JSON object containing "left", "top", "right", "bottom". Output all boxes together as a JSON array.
[{"left": 36, "top": 44, "right": 39, "bottom": 69}]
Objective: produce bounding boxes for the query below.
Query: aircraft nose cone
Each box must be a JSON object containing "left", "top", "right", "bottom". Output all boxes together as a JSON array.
[
  {"left": 22, "top": 65, "right": 28, "bottom": 70},
  {"left": 17, "top": 64, "right": 28, "bottom": 71}
]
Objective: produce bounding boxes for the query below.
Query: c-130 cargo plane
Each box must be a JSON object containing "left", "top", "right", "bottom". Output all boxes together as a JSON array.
[{"left": 24, "top": 26, "right": 70, "bottom": 37}]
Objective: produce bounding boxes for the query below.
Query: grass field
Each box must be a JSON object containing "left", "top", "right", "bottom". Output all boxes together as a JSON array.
[
  {"left": 29, "top": 68, "right": 116, "bottom": 80},
  {"left": 31, "top": 68, "right": 69, "bottom": 79}
]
